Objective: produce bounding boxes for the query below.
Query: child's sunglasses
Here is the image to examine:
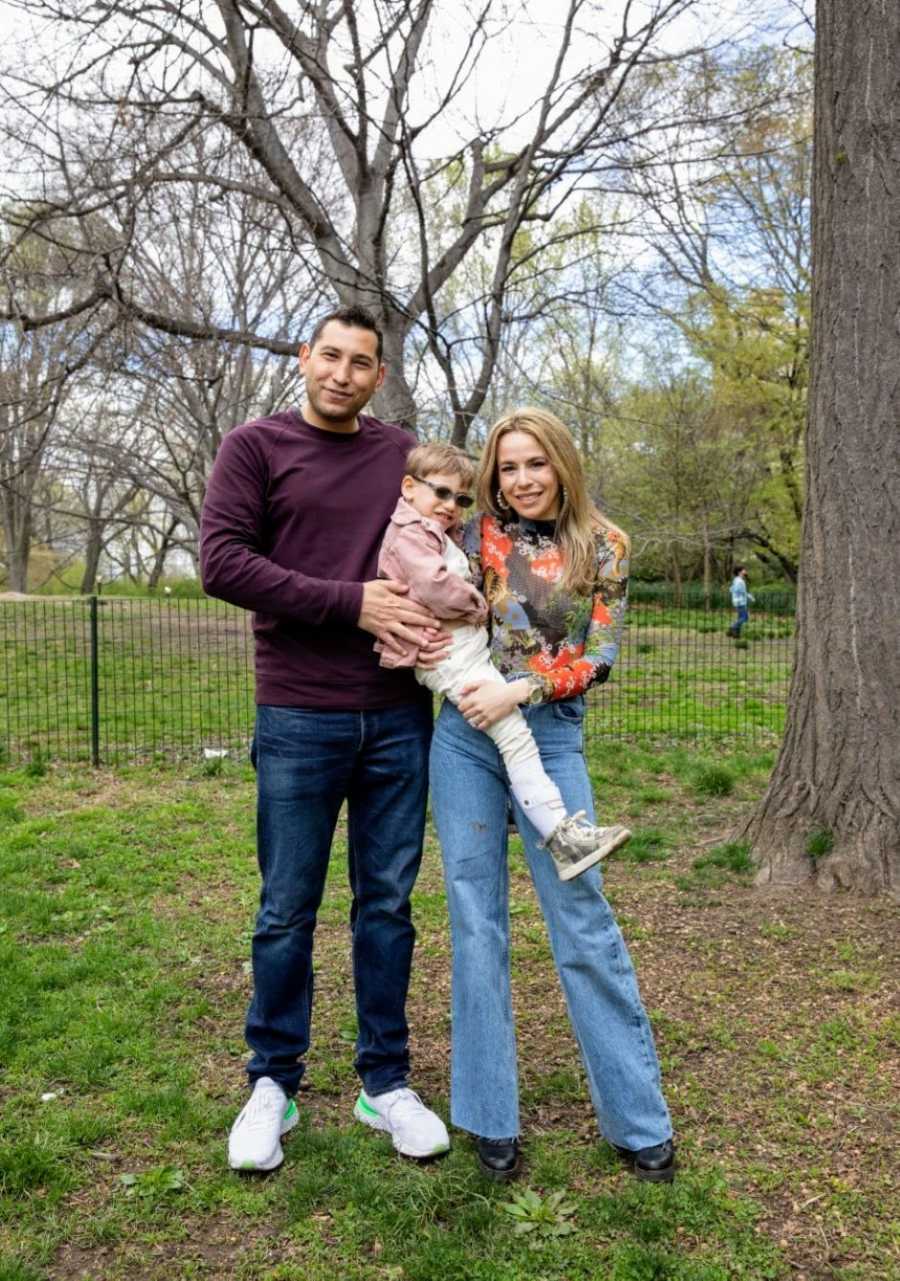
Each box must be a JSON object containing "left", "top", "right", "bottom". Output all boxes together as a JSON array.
[{"left": 414, "top": 477, "right": 474, "bottom": 509}]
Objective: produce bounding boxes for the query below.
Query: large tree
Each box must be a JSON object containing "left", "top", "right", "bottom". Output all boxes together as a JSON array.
[
  {"left": 0, "top": 217, "right": 111, "bottom": 590},
  {"left": 623, "top": 45, "right": 812, "bottom": 578},
  {"left": 744, "top": 0, "right": 900, "bottom": 896},
  {"left": 1, "top": 0, "right": 760, "bottom": 442},
  {"left": 608, "top": 361, "right": 765, "bottom": 592}
]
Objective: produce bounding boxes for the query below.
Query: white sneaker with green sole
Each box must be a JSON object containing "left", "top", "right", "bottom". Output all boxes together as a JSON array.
[
  {"left": 354, "top": 1087, "right": 450, "bottom": 1158},
  {"left": 228, "top": 1076, "right": 298, "bottom": 1171}
]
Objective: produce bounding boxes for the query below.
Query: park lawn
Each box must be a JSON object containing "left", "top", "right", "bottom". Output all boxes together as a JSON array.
[{"left": 0, "top": 748, "right": 897, "bottom": 1281}]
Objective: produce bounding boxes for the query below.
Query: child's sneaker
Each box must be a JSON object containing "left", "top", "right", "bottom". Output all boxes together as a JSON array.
[
  {"left": 547, "top": 812, "right": 631, "bottom": 881},
  {"left": 228, "top": 1076, "right": 298, "bottom": 1171}
]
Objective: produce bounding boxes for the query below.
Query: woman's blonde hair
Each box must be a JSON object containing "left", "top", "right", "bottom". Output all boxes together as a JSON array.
[{"left": 477, "top": 406, "right": 619, "bottom": 596}]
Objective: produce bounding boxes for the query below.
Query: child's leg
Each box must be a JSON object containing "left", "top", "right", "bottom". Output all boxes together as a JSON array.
[
  {"left": 417, "top": 629, "right": 630, "bottom": 876},
  {"left": 416, "top": 629, "right": 568, "bottom": 841},
  {"left": 485, "top": 709, "right": 567, "bottom": 841},
  {"left": 476, "top": 704, "right": 631, "bottom": 875}
]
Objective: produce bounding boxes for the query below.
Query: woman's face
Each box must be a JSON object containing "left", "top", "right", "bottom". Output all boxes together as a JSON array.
[{"left": 496, "top": 430, "right": 561, "bottom": 521}]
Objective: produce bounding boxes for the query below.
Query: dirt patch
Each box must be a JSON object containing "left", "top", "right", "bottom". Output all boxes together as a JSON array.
[{"left": 48, "top": 1214, "right": 283, "bottom": 1281}]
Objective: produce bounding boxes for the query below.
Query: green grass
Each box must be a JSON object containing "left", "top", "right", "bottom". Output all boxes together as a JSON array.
[
  {"left": 693, "top": 841, "right": 753, "bottom": 875},
  {"left": 615, "top": 827, "right": 672, "bottom": 863},
  {"left": 689, "top": 763, "right": 736, "bottom": 797},
  {"left": 806, "top": 828, "right": 835, "bottom": 859},
  {"left": 1, "top": 754, "right": 897, "bottom": 1281},
  {"left": 590, "top": 618, "right": 791, "bottom": 747}
]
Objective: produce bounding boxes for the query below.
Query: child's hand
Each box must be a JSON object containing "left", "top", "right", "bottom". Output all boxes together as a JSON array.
[{"left": 416, "top": 628, "right": 453, "bottom": 668}]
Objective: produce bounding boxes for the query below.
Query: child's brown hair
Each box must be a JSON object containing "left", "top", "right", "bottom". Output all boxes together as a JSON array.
[{"left": 405, "top": 442, "right": 476, "bottom": 490}]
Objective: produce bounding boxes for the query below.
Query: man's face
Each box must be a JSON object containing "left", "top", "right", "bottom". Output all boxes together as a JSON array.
[{"left": 299, "top": 321, "right": 385, "bottom": 431}]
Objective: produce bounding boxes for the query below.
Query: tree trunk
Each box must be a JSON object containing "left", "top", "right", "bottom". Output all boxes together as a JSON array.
[
  {"left": 670, "top": 551, "right": 683, "bottom": 609},
  {"left": 6, "top": 542, "right": 29, "bottom": 593},
  {"left": 147, "top": 517, "right": 180, "bottom": 589},
  {"left": 2, "top": 505, "right": 31, "bottom": 592},
  {"left": 80, "top": 521, "right": 103, "bottom": 594},
  {"left": 740, "top": 526, "right": 799, "bottom": 583},
  {"left": 370, "top": 315, "right": 417, "bottom": 433},
  {"left": 744, "top": 0, "right": 900, "bottom": 897}
]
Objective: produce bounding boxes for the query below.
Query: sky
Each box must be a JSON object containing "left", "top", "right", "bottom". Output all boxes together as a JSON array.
[{"left": 0, "top": 0, "right": 810, "bottom": 166}]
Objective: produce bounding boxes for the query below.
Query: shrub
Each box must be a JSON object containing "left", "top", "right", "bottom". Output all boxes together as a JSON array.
[
  {"left": 690, "top": 763, "right": 735, "bottom": 797},
  {"left": 806, "top": 829, "right": 834, "bottom": 859},
  {"left": 616, "top": 828, "right": 671, "bottom": 863},
  {"left": 25, "top": 748, "right": 47, "bottom": 779},
  {"left": 693, "top": 841, "right": 753, "bottom": 875}
]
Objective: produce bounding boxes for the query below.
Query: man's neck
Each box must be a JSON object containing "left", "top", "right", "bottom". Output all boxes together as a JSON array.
[{"left": 301, "top": 399, "right": 361, "bottom": 435}]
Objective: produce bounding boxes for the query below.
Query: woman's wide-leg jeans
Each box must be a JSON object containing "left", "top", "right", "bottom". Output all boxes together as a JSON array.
[{"left": 430, "top": 697, "right": 672, "bottom": 1149}]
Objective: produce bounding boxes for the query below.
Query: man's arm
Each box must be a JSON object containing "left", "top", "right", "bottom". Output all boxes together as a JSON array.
[
  {"left": 201, "top": 426, "right": 444, "bottom": 638},
  {"left": 200, "top": 426, "right": 362, "bottom": 624}
]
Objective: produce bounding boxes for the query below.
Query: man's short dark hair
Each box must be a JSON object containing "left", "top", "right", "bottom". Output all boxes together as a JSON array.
[{"left": 308, "top": 305, "right": 383, "bottom": 363}]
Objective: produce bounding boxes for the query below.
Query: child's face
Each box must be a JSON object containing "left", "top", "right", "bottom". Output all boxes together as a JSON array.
[{"left": 401, "top": 470, "right": 472, "bottom": 531}]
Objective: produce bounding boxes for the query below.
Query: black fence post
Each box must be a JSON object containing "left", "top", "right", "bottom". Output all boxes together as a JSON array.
[{"left": 89, "top": 595, "right": 100, "bottom": 767}]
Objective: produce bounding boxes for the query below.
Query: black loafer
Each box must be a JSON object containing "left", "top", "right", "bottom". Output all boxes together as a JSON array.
[
  {"left": 613, "top": 1139, "right": 675, "bottom": 1183},
  {"left": 476, "top": 1136, "right": 520, "bottom": 1181}
]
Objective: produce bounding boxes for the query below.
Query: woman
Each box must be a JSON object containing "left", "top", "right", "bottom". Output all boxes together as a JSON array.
[{"left": 429, "top": 407, "right": 674, "bottom": 1183}]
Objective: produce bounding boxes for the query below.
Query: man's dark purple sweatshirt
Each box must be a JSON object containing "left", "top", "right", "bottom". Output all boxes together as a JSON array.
[{"left": 200, "top": 409, "right": 426, "bottom": 710}]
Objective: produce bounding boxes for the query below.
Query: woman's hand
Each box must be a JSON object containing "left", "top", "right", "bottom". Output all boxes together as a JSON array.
[{"left": 458, "top": 678, "right": 531, "bottom": 730}]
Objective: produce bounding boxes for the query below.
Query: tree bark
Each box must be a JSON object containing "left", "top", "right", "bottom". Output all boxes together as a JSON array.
[
  {"left": 4, "top": 532, "right": 30, "bottom": 593},
  {"left": 80, "top": 521, "right": 104, "bottom": 595},
  {"left": 147, "top": 517, "right": 181, "bottom": 589},
  {"left": 744, "top": 0, "right": 900, "bottom": 896},
  {"left": 371, "top": 313, "right": 417, "bottom": 431}
]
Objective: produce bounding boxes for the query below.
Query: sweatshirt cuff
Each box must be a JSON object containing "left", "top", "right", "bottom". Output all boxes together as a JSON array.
[
  {"left": 516, "top": 674, "right": 547, "bottom": 705},
  {"left": 329, "top": 581, "right": 365, "bottom": 626}
]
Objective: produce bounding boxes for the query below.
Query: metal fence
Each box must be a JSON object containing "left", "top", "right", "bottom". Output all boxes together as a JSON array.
[{"left": 0, "top": 593, "right": 794, "bottom": 766}]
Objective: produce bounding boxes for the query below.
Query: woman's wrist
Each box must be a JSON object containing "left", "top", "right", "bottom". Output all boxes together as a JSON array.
[{"left": 510, "top": 678, "right": 538, "bottom": 706}]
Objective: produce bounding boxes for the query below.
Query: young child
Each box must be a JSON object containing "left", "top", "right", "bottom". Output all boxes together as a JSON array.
[{"left": 376, "top": 442, "right": 630, "bottom": 881}]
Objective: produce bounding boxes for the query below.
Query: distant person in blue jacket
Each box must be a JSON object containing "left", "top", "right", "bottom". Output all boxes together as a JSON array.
[{"left": 728, "top": 566, "right": 754, "bottom": 637}]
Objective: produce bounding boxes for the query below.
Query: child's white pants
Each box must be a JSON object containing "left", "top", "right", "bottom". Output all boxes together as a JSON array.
[
  {"left": 416, "top": 625, "right": 567, "bottom": 840},
  {"left": 416, "top": 624, "right": 537, "bottom": 767}
]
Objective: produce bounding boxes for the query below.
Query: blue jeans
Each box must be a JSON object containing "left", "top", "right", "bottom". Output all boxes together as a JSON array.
[
  {"left": 246, "top": 702, "right": 432, "bottom": 1097},
  {"left": 430, "top": 698, "right": 672, "bottom": 1149},
  {"left": 731, "top": 605, "right": 749, "bottom": 635}
]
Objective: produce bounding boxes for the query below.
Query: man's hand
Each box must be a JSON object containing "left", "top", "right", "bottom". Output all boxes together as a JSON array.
[
  {"left": 358, "top": 579, "right": 442, "bottom": 644},
  {"left": 458, "top": 678, "right": 529, "bottom": 730}
]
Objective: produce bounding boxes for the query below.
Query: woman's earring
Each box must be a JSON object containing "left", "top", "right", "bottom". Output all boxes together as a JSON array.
[
  {"left": 496, "top": 488, "right": 510, "bottom": 511},
  {"left": 559, "top": 485, "right": 567, "bottom": 506}
]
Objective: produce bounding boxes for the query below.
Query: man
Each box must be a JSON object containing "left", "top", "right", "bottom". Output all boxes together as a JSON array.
[
  {"left": 728, "top": 565, "right": 754, "bottom": 637},
  {"left": 201, "top": 305, "right": 450, "bottom": 1171}
]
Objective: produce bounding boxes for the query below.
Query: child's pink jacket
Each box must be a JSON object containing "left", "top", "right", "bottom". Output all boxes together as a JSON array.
[{"left": 375, "top": 497, "right": 488, "bottom": 668}]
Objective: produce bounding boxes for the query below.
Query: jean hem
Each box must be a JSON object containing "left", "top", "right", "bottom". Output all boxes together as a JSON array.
[{"left": 247, "top": 1068, "right": 301, "bottom": 1098}]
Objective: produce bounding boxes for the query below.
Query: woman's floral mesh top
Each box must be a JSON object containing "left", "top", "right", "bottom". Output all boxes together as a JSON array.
[{"left": 464, "top": 512, "right": 629, "bottom": 702}]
